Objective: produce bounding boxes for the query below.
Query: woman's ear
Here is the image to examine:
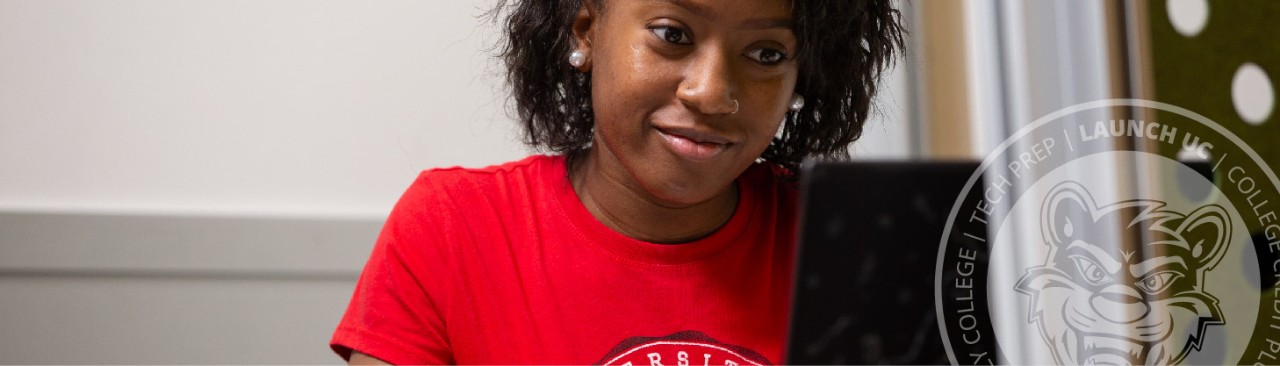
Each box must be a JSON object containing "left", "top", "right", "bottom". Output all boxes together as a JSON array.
[{"left": 570, "top": 4, "right": 595, "bottom": 71}]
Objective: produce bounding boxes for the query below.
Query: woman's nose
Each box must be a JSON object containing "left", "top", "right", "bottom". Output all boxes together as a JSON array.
[{"left": 676, "top": 49, "right": 738, "bottom": 115}]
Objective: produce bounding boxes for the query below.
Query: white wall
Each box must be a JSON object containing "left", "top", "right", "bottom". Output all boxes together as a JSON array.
[
  {"left": 0, "top": 1, "right": 523, "bottom": 363},
  {"left": 852, "top": 60, "right": 913, "bottom": 159},
  {"left": 0, "top": 0, "right": 526, "bottom": 217},
  {"left": 0, "top": 1, "right": 912, "bottom": 363}
]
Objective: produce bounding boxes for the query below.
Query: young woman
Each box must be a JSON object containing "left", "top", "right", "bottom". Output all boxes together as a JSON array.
[{"left": 331, "top": 0, "right": 902, "bottom": 364}]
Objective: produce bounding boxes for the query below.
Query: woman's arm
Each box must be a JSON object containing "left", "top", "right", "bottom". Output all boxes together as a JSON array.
[{"left": 349, "top": 351, "right": 391, "bottom": 366}]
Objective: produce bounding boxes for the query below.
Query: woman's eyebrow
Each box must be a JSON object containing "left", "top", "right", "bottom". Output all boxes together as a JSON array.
[
  {"left": 741, "top": 18, "right": 792, "bottom": 30},
  {"left": 660, "top": 0, "right": 793, "bottom": 30}
]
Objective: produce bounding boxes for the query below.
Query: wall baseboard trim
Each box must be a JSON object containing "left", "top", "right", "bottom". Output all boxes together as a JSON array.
[
  {"left": 0, "top": 268, "right": 358, "bottom": 282},
  {"left": 0, "top": 211, "right": 382, "bottom": 277}
]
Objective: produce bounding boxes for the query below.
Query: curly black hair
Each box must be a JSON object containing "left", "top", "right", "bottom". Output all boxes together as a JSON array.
[{"left": 495, "top": 0, "right": 905, "bottom": 171}]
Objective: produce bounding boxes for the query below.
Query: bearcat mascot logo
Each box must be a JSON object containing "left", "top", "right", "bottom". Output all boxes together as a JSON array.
[{"left": 1014, "top": 181, "right": 1231, "bottom": 365}]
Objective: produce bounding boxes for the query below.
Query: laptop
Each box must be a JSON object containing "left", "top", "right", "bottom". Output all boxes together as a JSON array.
[{"left": 785, "top": 161, "right": 983, "bottom": 364}]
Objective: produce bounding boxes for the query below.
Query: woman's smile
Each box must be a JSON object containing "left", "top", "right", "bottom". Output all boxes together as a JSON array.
[{"left": 654, "top": 125, "right": 735, "bottom": 161}]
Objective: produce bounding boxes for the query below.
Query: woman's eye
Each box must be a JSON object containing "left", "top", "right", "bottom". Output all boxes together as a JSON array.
[
  {"left": 651, "top": 26, "right": 692, "bottom": 45},
  {"left": 746, "top": 48, "right": 789, "bottom": 66}
]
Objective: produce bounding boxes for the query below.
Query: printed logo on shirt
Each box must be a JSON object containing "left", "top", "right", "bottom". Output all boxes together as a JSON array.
[{"left": 596, "top": 330, "right": 773, "bottom": 366}]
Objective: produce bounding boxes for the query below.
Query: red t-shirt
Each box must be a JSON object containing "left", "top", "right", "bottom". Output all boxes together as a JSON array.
[{"left": 331, "top": 154, "right": 797, "bottom": 364}]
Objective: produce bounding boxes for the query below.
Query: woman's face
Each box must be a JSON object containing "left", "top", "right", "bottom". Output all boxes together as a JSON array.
[{"left": 576, "top": 0, "right": 798, "bottom": 206}]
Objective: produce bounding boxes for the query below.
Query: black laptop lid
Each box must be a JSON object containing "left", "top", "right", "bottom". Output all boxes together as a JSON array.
[{"left": 786, "top": 161, "right": 984, "bottom": 365}]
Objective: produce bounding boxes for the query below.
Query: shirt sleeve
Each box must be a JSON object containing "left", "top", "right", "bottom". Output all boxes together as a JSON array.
[{"left": 331, "top": 174, "right": 456, "bottom": 365}]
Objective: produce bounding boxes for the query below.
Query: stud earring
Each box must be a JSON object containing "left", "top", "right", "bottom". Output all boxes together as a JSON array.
[
  {"left": 568, "top": 50, "right": 586, "bottom": 68},
  {"left": 789, "top": 94, "right": 805, "bottom": 111}
]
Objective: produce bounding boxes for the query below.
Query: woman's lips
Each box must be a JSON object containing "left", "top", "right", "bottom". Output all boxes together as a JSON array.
[{"left": 654, "top": 127, "right": 732, "bottom": 161}]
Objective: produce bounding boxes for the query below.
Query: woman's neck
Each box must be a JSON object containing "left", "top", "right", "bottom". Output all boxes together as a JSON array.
[{"left": 569, "top": 148, "right": 738, "bottom": 244}]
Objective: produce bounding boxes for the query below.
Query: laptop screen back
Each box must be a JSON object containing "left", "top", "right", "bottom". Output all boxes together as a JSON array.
[{"left": 786, "top": 161, "right": 984, "bottom": 364}]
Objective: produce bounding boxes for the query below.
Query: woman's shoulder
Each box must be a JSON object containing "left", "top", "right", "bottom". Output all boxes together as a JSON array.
[
  {"left": 741, "top": 160, "right": 799, "bottom": 194},
  {"left": 412, "top": 154, "right": 559, "bottom": 189},
  {"left": 734, "top": 160, "right": 799, "bottom": 224},
  {"left": 418, "top": 154, "right": 557, "bottom": 181},
  {"left": 391, "top": 154, "right": 564, "bottom": 218}
]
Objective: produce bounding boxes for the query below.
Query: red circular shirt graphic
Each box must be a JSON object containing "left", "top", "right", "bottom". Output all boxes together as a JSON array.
[{"left": 596, "top": 331, "right": 774, "bottom": 366}]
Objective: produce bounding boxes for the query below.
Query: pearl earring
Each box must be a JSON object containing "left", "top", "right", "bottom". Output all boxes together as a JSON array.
[
  {"left": 568, "top": 50, "right": 586, "bottom": 68},
  {"left": 789, "top": 94, "right": 805, "bottom": 111}
]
